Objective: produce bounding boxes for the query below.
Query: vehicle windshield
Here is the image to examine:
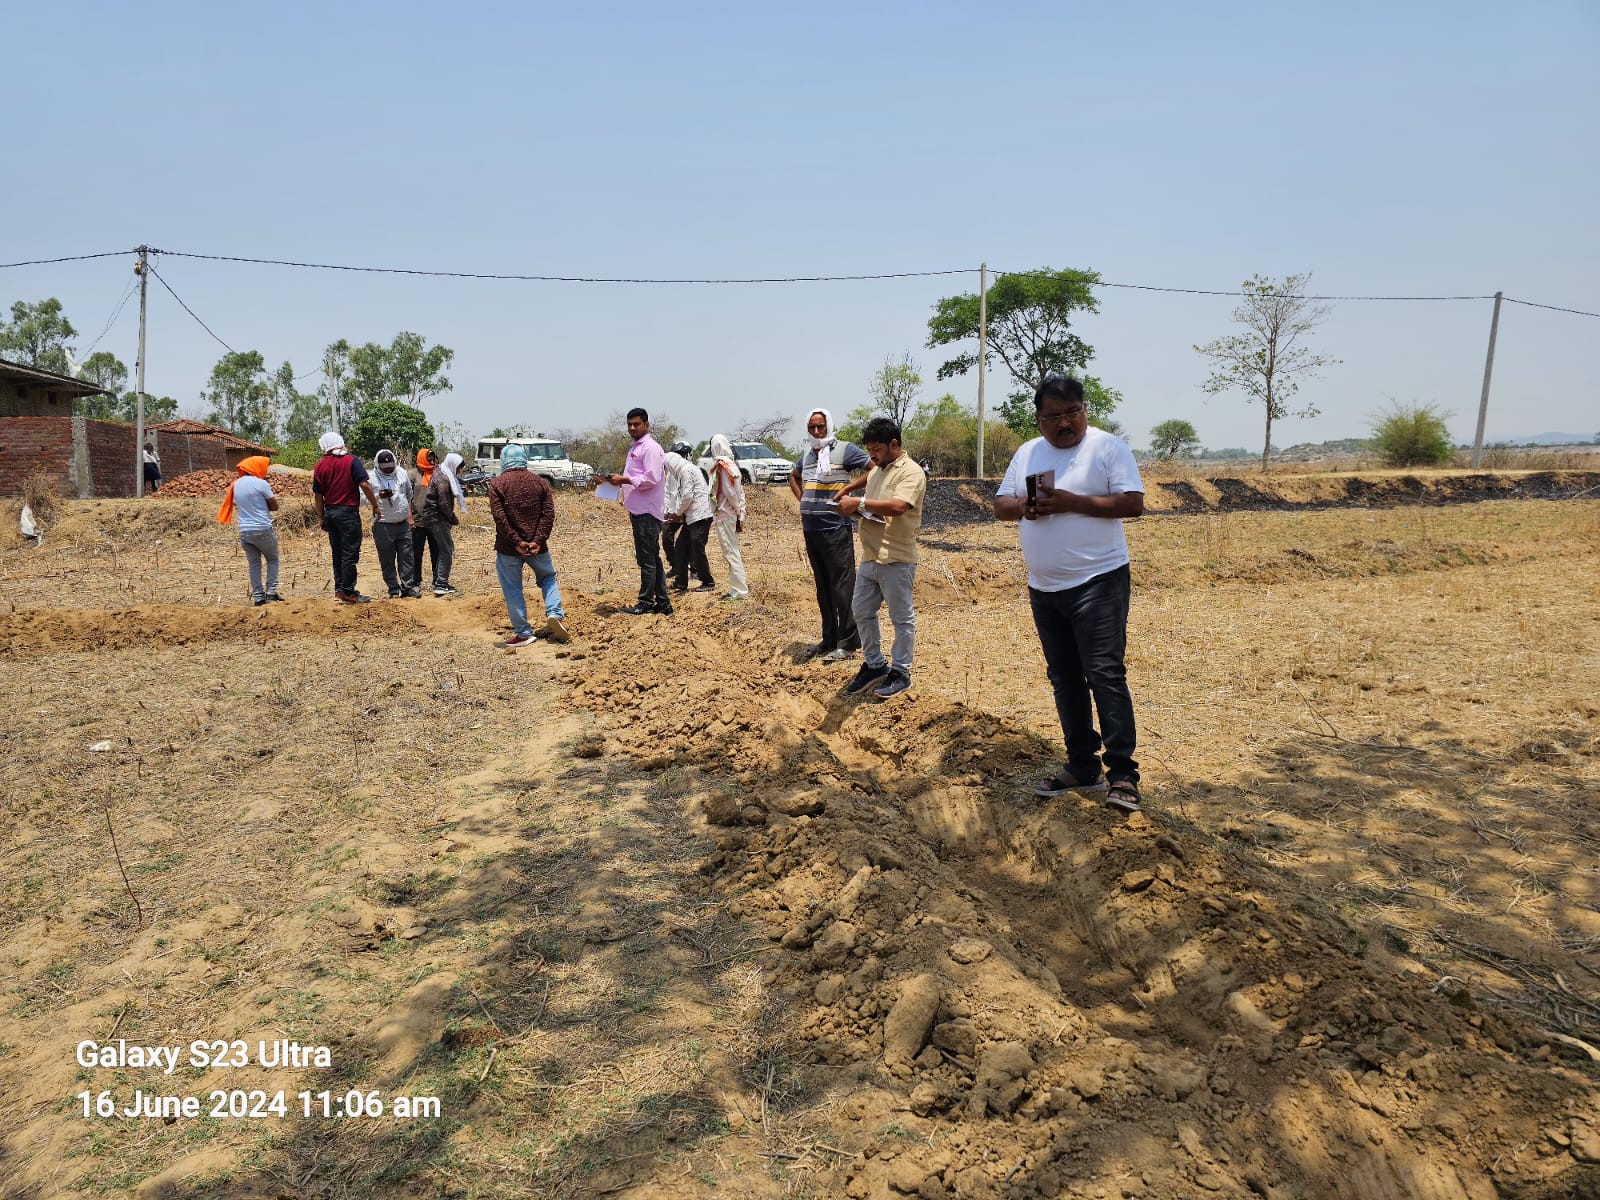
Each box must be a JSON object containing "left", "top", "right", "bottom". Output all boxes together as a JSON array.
[
  {"left": 734, "top": 444, "right": 770, "bottom": 460},
  {"left": 518, "top": 442, "right": 565, "bottom": 461}
]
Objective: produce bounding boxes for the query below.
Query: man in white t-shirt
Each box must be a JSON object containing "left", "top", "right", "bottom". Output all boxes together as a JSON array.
[{"left": 994, "top": 375, "right": 1146, "bottom": 814}]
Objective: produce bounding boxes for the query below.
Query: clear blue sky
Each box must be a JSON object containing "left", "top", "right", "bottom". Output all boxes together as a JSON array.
[{"left": 5, "top": 0, "right": 1596, "bottom": 453}]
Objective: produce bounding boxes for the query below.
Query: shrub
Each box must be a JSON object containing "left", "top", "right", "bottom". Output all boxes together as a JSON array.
[
  {"left": 1371, "top": 402, "right": 1454, "bottom": 467},
  {"left": 273, "top": 440, "right": 322, "bottom": 469}
]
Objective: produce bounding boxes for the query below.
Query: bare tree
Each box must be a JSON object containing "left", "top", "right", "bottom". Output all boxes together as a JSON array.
[
  {"left": 1194, "top": 273, "right": 1338, "bottom": 471},
  {"left": 732, "top": 410, "right": 794, "bottom": 449},
  {"left": 868, "top": 351, "right": 922, "bottom": 427}
]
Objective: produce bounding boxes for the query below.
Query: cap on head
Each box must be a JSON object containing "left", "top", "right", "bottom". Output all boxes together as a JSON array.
[{"left": 375, "top": 449, "right": 396, "bottom": 466}]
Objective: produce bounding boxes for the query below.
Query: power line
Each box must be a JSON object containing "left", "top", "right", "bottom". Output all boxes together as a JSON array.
[
  {"left": 0, "top": 249, "right": 136, "bottom": 270},
  {"left": 991, "top": 270, "right": 1497, "bottom": 303},
  {"left": 1503, "top": 296, "right": 1600, "bottom": 319},
  {"left": 8, "top": 242, "right": 1595, "bottom": 318},
  {"left": 80, "top": 277, "right": 140, "bottom": 358},
  {"left": 145, "top": 263, "right": 236, "bottom": 354},
  {"left": 150, "top": 248, "right": 974, "bottom": 284}
]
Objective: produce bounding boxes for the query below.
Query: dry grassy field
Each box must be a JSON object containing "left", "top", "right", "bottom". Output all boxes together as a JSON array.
[{"left": 1, "top": 476, "right": 1597, "bottom": 1200}]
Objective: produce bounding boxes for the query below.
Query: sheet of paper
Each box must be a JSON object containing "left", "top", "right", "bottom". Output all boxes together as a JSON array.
[{"left": 595, "top": 482, "right": 621, "bottom": 501}]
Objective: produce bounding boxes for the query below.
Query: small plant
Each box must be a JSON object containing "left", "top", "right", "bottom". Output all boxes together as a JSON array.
[{"left": 1370, "top": 401, "right": 1454, "bottom": 467}]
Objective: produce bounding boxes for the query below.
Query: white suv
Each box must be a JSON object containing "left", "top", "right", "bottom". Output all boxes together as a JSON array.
[
  {"left": 476, "top": 437, "right": 594, "bottom": 488},
  {"left": 697, "top": 441, "right": 794, "bottom": 485}
]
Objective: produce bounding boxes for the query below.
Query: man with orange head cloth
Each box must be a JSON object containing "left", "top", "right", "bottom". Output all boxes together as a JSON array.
[{"left": 217, "top": 455, "right": 284, "bottom": 606}]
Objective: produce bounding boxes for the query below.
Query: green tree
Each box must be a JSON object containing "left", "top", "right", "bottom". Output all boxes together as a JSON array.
[
  {"left": 1150, "top": 418, "right": 1201, "bottom": 459},
  {"left": 996, "top": 375, "right": 1124, "bottom": 437},
  {"left": 902, "top": 394, "right": 1023, "bottom": 477},
  {"left": 928, "top": 267, "right": 1104, "bottom": 390},
  {"left": 1195, "top": 273, "right": 1339, "bottom": 472},
  {"left": 834, "top": 402, "right": 877, "bottom": 446},
  {"left": 75, "top": 351, "right": 128, "bottom": 418},
  {"left": 270, "top": 361, "right": 326, "bottom": 444},
  {"left": 1, "top": 298, "right": 78, "bottom": 373},
  {"left": 118, "top": 391, "right": 179, "bottom": 424},
  {"left": 349, "top": 399, "right": 437, "bottom": 460},
  {"left": 1370, "top": 401, "right": 1454, "bottom": 467},
  {"left": 867, "top": 352, "right": 922, "bottom": 427},
  {"left": 344, "top": 331, "right": 454, "bottom": 418},
  {"left": 202, "top": 350, "right": 274, "bottom": 442}
]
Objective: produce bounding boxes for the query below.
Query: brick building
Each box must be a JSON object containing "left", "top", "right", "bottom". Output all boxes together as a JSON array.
[
  {"left": 0, "top": 357, "right": 128, "bottom": 497},
  {"left": 0, "top": 360, "right": 274, "bottom": 498},
  {"left": 147, "top": 419, "right": 276, "bottom": 474}
]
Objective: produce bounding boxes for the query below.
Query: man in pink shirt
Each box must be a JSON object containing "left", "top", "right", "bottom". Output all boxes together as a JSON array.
[{"left": 600, "top": 407, "right": 674, "bottom": 616}]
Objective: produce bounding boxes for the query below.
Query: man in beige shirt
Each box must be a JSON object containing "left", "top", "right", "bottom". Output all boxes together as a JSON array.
[{"left": 835, "top": 417, "right": 927, "bottom": 699}]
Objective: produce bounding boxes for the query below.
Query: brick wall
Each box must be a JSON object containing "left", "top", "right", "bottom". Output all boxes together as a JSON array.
[
  {"left": 157, "top": 433, "right": 229, "bottom": 477},
  {"left": 0, "top": 416, "right": 141, "bottom": 498}
]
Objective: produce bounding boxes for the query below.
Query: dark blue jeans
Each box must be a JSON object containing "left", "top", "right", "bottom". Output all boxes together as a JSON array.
[
  {"left": 1029, "top": 564, "right": 1139, "bottom": 785},
  {"left": 629, "top": 513, "right": 671, "bottom": 610},
  {"left": 323, "top": 506, "right": 363, "bottom": 594}
]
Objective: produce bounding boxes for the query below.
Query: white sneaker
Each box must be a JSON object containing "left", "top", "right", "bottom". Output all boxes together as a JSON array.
[{"left": 501, "top": 633, "right": 538, "bottom": 649}]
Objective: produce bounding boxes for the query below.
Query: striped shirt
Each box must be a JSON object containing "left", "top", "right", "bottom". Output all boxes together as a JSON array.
[{"left": 794, "top": 441, "right": 869, "bottom": 533}]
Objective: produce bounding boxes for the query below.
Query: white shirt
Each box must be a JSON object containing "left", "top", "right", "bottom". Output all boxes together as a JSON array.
[
  {"left": 996, "top": 428, "right": 1144, "bottom": 591},
  {"left": 663, "top": 453, "right": 713, "bottom": 524}
]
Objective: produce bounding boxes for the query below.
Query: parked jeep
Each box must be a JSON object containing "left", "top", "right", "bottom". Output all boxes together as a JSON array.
[
  {"left": 475, "top": 437, "right": 594, "bottom": 489},
  {"left": 696, "top": 441, "right": 794, "bottom": 485}
]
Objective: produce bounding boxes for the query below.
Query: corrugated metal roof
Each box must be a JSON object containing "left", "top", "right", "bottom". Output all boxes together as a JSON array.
[{"left": 0, "top": 356, "right": 110, "bottom": 397}]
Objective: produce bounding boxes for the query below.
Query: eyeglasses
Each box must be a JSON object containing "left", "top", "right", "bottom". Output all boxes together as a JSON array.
[{"left": 1037, "top": 407, "right": 1087, "bottom": 423}]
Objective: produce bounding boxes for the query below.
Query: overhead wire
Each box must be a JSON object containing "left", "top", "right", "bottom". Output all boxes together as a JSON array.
[
  {"left": 145, "top": 262, "right": 236, "bottom": 354},
  {"left": 1503, "top": 296, "right": 1600, "bottom": 319},
  {"left": 4, "top": 244, "right": 1594, "bottom": 321},
  {"left": 149, "top": 248, "right": 976, "bottom": 284},
  {"left": 0, "top": 249, "right": 136, "bottom": 269},
  {"left": 79, "top": 277, "right": 140, "bottom": 358}
]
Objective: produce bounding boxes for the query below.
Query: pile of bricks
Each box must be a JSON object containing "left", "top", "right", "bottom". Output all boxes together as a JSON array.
[{"left": 153, "top": 471, "right": 315, "bottom": 499}]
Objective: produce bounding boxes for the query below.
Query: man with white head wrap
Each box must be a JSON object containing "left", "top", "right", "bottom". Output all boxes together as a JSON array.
[
  {"left": 707, "top": 434, "right": 748, "bottom": 599},
  {"left": 789, "top": 408, "right": 869, "bottom": 662},
  {"left": 312, "top": 431, "right": 382, "bottom": 603},
  {"left": 416, "top": 450, "right": 467, "bottom": 595},
  {"left": 663, "top": 442, "right": 715, "bottom": 593},
  {"left": 369, "top": 449, "right": 421, "bottom": 599}
]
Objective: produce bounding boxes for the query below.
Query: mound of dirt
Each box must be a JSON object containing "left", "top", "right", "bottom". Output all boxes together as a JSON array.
[{"left": 568, "top": 614, "right": 1600, "bottom": 1200}]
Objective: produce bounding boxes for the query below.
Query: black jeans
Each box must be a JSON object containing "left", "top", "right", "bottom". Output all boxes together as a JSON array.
[
  {"left": 661, "top": 520, "right": 680, "bottom": 569},
  {"left": 629, "top": 513, "right": 671, "bottom": 610},
  {"left": 803, "top": 525, "right": 859, "bottom": 652},
  {"left": 672, "top": 517, "right": 714, "bottom": 589},
  {"left": 1029, "top": 564, "right": 1139, "bottom": 785},
  {"left": 417, "top": 522, "right": 454, "bottom": 587},
  {"left": 407, "top": 525, "right": 432, "bottom": 589},
  {"left": 323, "top": 506, "right": 363, "bottom": 594}
]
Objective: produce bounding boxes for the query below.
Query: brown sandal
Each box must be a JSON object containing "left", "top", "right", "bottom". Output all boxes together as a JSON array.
[{"left": 1033, "top": 769, "right": 1106, "bottom": 797}]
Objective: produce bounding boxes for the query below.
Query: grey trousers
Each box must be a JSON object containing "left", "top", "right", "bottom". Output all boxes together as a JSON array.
[
  {"left": 853, "top": 560, "right": 916, "bottom": 674},
  {"left": 239, "top": 528, "right": 279, "bottom": 600}
]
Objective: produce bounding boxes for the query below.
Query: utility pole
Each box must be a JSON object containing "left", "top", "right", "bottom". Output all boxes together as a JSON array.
[
  {"left": 134, "top": 246, "right": 149, "bottom": 497},
  {"left": 326, "top": 347, "right": 339, "bottom": 429},
  {"left": 1470, "top": 291, "right": 1503, "bottom": 470},
  {"left": 976, "top": 262, "right": 987, "bottom": 480}
]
